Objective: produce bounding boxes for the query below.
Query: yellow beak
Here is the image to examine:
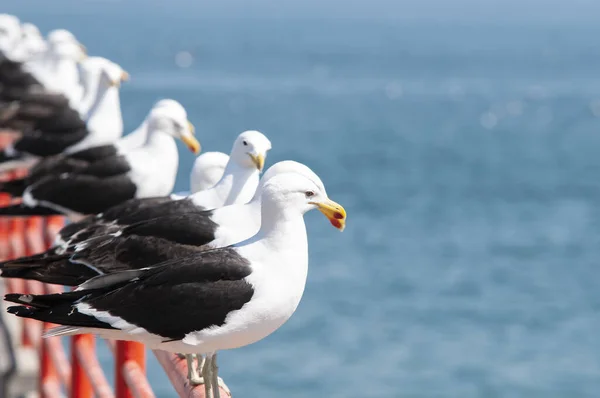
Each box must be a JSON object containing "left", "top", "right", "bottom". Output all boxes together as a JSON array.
[
  {"left": 181, "top": 131, "right": 201, "bottom": 154},
  {"left": 249, "top": 153, "right": 265, "bottom": 171},
  {"left": 187, "top": 120, "right": 195, "bottom": 135},
  {"left": 311, "top": 198, "right": 347, "bottom": 231},
  {"left": 110, "top": 71, "right": 129, "bottom": 87}
]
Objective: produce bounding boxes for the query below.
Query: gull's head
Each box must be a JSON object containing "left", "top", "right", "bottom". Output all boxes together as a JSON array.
[
  {"left": 230, "top": 130, "right": 272, "bottom": 172},
  {"left": 78, "top": 57, "right": 129, "bottom": 100},
  {"left": 102, "top": 59, "right": 129, "bottom": 87},
  {"left": 148, "top": 100, "right": 200, "bottom": 154},
  {"left": 0, "top": 14, "right": 21, "bottom": 55},
  {"left": 47, "top": 29, "right": 75, "bottom": 46},
  {"left": 21, "top": 23, "right": 42, "bottom": 41},
  {"left": 190, "top": 151, "right": 229, "bottom": 192},
  {"left": 261, "top": 163, "right": 347, "bottom": 231},
  {"left": 20, "top": 23, "right": 46, "bottom": 56},
  {"left": 47, "top": 29, "right": 86, "bottom": 56},
  {"left": 0, "top": 14, "right": 19, "bottom": 28},
  {"left": 52, "top": 40, "right": 87, "bottom": 63}
]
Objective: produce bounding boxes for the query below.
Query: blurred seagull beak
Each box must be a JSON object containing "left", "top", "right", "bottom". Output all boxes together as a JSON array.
[
  {"left": 249, "top": 153, "right": 265, "bottom": 171},
  {"left": 181, "top": 123, "right": 200, "bottom": 154},
  {"left": 110, "top": 71, "right": 129, "bottom": 87},
  {"left": 311, "top": 198, "right": 346, "bottom": 231},
  {"left": 187, "top": 120, "right": 195, "bottom": 135}
]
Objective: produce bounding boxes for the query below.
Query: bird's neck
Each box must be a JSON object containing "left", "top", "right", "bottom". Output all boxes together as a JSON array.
[
  {"left": 50, "top": 57, "right": 81, "bottom": 101},
  {"left": 115, "top": 120, "right": 148, "bottom": 153},
  {"left": 85, "top": 79, "right": 123, "bottom": 144},
  {"left": 142, "top": 128, "right": 177, "bottom": 149},
  {"left": 238, "top": 205, "right": 309, "bottom": 295},
  {"left": 191, "top": 162, "right": 259, "bottom": 208},
  {"left": 249, "top": 202, "right": 308, "bottom": 253}
]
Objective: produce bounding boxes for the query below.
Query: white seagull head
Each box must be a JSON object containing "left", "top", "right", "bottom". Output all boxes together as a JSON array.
[
  {"left": 229, "top": 130, "right": 272, "bottom": 172},
  {"left": 79, "top": 56, "right": 128, "bottom": 93},
  {"left": 261, "top": 163, "right": 347, "bottom": 231},
  {"left": 46, "top": 29, "right": 86, "bottom": 56},
  {"left": 52, "top": 39, "right": 87, "bottom": 63},
  {"left": 20, "top": 23, "right": 46, "bottom": 57},
  {"left": 147, "top": 100, "right": 200, "bottom": 154},
  {"left": 0, "top": 14, "right": 21, "bottom": 56},
  {"left": 190, "top": 151, "right": 229, "bottom": 192}
]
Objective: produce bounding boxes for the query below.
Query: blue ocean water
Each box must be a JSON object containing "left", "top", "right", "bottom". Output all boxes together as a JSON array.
[{"left": 5, "top": 2, "right": 600, "bottom": 397}]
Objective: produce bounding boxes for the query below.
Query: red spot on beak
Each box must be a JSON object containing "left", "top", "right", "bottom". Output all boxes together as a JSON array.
[
  {"left": 330, "top": 219, "right": 342, "bottom": 229},
  {"left": 333, "top": 211, "right": 344, "bottom": 219}
]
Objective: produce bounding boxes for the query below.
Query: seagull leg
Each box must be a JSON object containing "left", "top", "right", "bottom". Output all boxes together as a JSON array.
[
  {"left": 185, "top": 354, "right": 204, "bottom": 385},
  {"left": 202, "top": 353, "right": 213, "bottom": 398},
  {"left": 211, "top": 353, "right": 221, "bottom": 398},
  {"left": 196, "top": 354, "right": 206, "bottom": 375}
]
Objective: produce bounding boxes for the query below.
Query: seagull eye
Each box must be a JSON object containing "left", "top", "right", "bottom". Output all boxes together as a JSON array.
[
  {"left": 305, "top": 190, "right": 315, "bottom": 198},
  {"left": 243, "top": 140, "right": 248, "bottom": 146}
]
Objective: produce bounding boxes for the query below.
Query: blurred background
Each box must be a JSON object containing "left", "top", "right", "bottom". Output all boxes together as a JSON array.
[{"left": 5, "top": 0, "right": 600, "bottom": 396}]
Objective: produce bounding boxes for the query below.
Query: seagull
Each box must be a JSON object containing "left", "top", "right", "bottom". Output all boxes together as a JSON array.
[
  {"left": 190, "top": 151, "right": 229, "bottom": 193},
  {"left": 5, "top": 166, "right": 347, "bottom": 398},
  {"left": 0, "top": 99, "right": 182, "bottom": 197},
  {"left": 1, "top": 29, "right": 86, "bottom": 113},
  {"left": 0, "top": 100, "right": 199, "bottom": 218},
  {"left": 54, "top": 130, "right": 271, "bottom": 245},
  {"left": 0, "top": 161, "right": 336, "bottom": 391},
  {"left": 0, "top": 14, "right": 23, "bottom": 61},
  {"left": 0, "top": 56, "right": 127, "bottom": 173},
  {"left": 0, "top": 160, "right": 317, "bottom": 285}
]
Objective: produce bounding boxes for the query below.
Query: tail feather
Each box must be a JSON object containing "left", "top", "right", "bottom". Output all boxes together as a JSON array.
[
  {"left": 5, "top": 291, "right": 76, "bottom": 308},
  {"left": 6, "top": 304, "right": 113, "bottom": 330},
  {"left": 0, "top": 150, "right": 28, "bottom": 174},
  {"left": 43, "top": 326, "right": 82, "bottom": 338},
  {"left": 0, "top": 256, "right": 99, "bottom": 286},
  {"left": 5, "top": 290, "right": 114, "bottom": 330},
  {"left": 0, "top": 248, "right": 64, "bottom": 268},
  {"left": 0, "top": 204, "right": 62, "bottom": 216},
  {"left": 0, "top": 178, "right": 27, "bottom": 196},
  {"left": 0, "top": 149, "right": 22, "bottom": 163}
]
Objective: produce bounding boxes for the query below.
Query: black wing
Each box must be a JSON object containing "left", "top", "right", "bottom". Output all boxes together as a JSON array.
[
  {"left": 56, "top": 197, "right": 188, "bottom": 245},
  {"left": 28, "top": 174, "right": 137, "bottom": 215},
  {"left": 68, "top": 145, "right": 119, "bottom": 162},
  {"left": 0, "top": 250, "right": 99, "bottom": 286},
  {"left": 117, "top": 198, "right": 206, "bottom": 225},
  {"left": 25, "top": 145, "right": 120, "bottom": 185},
  {"left": 121, "top": 212, "right": 218, "bottom": 245},
  {"left": 5, "top": 248, "right": 255, "bottom": 340},
  {"left": 67, "top": 213, "right": 218, "bottom": 272},
  {"left": 1, "top": 212, "right": 219, "bottom": 286},
  {"left": 70, "top": 234, "right": 211, "bottom": 275},
  {"left": 13, "top": 128, "right": 88, "bottom": 157},
  {"left": 71, "top": 155, "right": 132, "bottom": 178}
]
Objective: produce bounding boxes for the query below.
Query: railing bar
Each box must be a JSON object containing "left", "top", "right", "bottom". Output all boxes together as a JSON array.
[
  {"left": 75, "top": 336, "right": 115, "bottom": 398},
  {"left": 123, "top": 361, "right": 156, "bottom": 398},
  {"left": 47, "top": 336, "right": 72, "bottom": 390},
  {"left": 153, "top": 350, "right": 230, "bottom": 398},
  {"left": 42, "top": 378, "right": 66, "bottom": 398},
  {"left": 105, "top": 338, "right": 117, "bottom": 355},
  {"left": 24, "top": 318, "right": 42, "bottom": 349},
  {"left": 153, "top": 350, "right": 202, "bottom": 398}
]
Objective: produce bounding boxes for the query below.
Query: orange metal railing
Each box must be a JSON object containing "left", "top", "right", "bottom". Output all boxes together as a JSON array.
[{"left": 0, "top": 155, "right": 230, "bottom": 397}]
